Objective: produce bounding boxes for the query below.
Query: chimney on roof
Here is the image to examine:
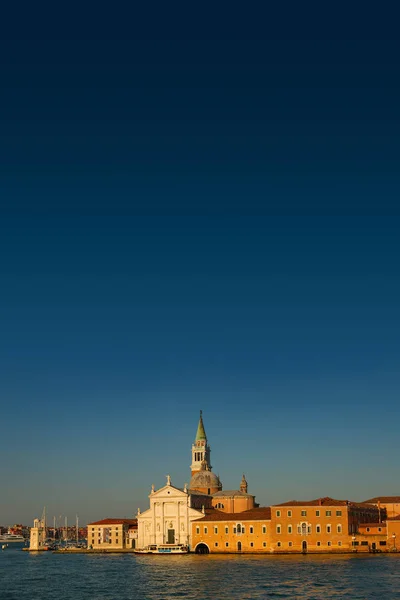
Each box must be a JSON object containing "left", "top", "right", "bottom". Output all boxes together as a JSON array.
[
  {"left": 202, "top": 505, "right": 205, "bottom": 514},
  {"left": 319, "top": 498, "right": 322, "bottom": 506}
]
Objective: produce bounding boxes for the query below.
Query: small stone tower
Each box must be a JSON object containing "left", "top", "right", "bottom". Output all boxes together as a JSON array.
[{"left": 240, "top": 474, "right": 248, "bottom": 494}]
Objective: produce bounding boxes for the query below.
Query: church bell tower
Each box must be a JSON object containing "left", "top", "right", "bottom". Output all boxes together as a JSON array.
[{"left": 190, "top": 411, "right": 212, "bottom": 476}]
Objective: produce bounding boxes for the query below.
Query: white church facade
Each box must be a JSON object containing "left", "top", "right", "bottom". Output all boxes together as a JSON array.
[{"left": 136, "top": 477, "right": 207, "bottom": 549}]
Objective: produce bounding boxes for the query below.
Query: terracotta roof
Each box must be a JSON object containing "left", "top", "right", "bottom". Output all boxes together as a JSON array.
[
  {"left": 363, "top": 496, "right": 400, "bottom": 503},
  {"left": 213, "top": 490, "right": 254, "bottom": 498},
  {"left": 274, "top": 497, "right": 349, "bottom": 507},
  {"left": 87, "top": 518, "right": 137, "bottom": 526},
  {"left": 197, "top": 507, "right": 271, "bottom": 522},
  {"left": 386, "top": 515, "right": 400, "bottom": 521},
  {"left": 273, "top": 497, "right": 381, "bottom": 509},
  {"left": 359, "top": 523, "right": 386, "bottom": 528}
]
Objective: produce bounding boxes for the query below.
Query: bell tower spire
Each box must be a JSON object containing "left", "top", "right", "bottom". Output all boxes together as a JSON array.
[{"left": 190, "top": 411, "right": 212, "bottom": 475}]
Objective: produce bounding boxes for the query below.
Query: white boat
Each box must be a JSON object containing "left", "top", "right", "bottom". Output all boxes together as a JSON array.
[
  {"left": 0, "top": 534, "right": 25, "bottom": 543},
  {"left": 134, "top": 544, "right": 189, "bottom": 554}
]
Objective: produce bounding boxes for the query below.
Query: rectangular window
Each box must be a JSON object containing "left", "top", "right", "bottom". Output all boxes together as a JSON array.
[
  {"left": 307, "top": 525, "right": 312, "bottom": 534},
  {"left": 287, "top": 510, "right": 292, "bottom": 517},
  {"left": 337, "top": 525, "right": 342, "bottom": 534},
  {"left": 250, "top": 542, "right": 254, "bottom": 547},
  {"left": 233, "top": 527, "right": 236, "bottom": 534},
  {"left": 250, "top": 526, "right": 254, "bottom": 534},
  {"left": 204, "top": 527, "right": 208, "bottom": 534},
  {"left": 214, "top": 527, "right": 218, "bottom": 534},
  {"left": 380, "top": 541, "right": 387, "bottom": 546},
  {"left": 277, "top": 542, "right": 281, "bottom": 547},
  {"left": 225, "top": 542, "right": 229, "bottom": 547},
  {"left": 327, "top": 541, "right": 331, "bottom": 547},
  {"left": 289, "top": 541, "right": 293, "bottom": 547},
  {"left": 215, "top": 542, "right": 218, "bottom": 547},
  {"left": 196, "top": 527, "right": 200, "bottom": 534},
  {"left": 338, "top": 541, "right": 342, "bottom": 546},
  {"left": 361, "top": 541, "right": 368, "bottom": 546},
  {"left": 327, "top": 525, "right": 331, "bottom": 533},
  {"left": 276, "top": 525, "right": 281, "bottom": 534},
  {"left": 242, "top": 526, "right": 245, "bottom": 534},
  {"left": 225, "top": 527, "right": 228, "bottom": 534},
  {"left": 316, "top": 525, "right": 321, "bottom": 533},
  {"left": 91, "top": 528, "right": 94, "bottom": 531},
  {"left": 263, "top": 542, "right": 267, "bottom": 547},
  {"left": 276, "top": 510, "right": 281, "bottom": 517},
  {"left": 297, "top": 526, "right": 301, "bottom": 534},
  {"left": 316, "top": 510, "right": 320, "bottom": 517},
  {"left": 288, "top": 525, "right": 292, "bottom": 534},
  {"left": 336, "top": 511, "right": 342, "bottom": 517},
  {"left": 317, "top": 541, "right": 321, "bottom": 546},
  {"left": 326, "top": 511, "right": 331, "bottom": 517},
  {"left": 301, "top": 510, "right": 307, "bottom": 517},
  {"left": 262, "top": 526, "right": 267, "bottom": 534}
]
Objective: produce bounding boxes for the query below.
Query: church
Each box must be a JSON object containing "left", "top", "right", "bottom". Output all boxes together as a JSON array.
[{"left": 136, "top": 412, "right": 256, "bottom": 550}]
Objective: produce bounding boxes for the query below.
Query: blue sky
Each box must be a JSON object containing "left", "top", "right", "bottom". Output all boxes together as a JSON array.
[
  {"left": 1, "top": 217, "right": 399, "bottom": 524},
  {"left": 1, "top": 7, "right": 400, "bottom": 524}
]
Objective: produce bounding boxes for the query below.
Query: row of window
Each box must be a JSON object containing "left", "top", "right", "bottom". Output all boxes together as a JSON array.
[
  {"left": 196, "top": 525, "right": 267, "bottom": 535},
  {"left": 277, "top": 541, "right": 342, "bottom": 547},
  {"left": 275, "top": 510, "right": 342, "bottom": 518},
  {"left": 276, "top": 524, "right": 343, "bottom": 534},
  {"left": 213, "top": 542, "right": 267, "bottom": 548}
]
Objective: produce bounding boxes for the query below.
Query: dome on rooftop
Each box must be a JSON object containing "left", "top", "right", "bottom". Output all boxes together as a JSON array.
[{"left": 190, "top": 462, "right": 222, "bottom": 493}]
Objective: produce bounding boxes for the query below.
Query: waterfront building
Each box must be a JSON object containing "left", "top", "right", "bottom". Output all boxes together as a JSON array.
[
  {"left": 362, "top": 496, "right": 400, "bottom": 519},
  {"left": 136, "top": 476, "right": 208, "bottom": 549},
  {"left": 269, "top": 497, "right": 384, "bottom": 553},
  {"left": 191, "top": 507, "right": 272, "bottom": 553},
  {"left": 29, "top": 514, "right": 47, "bottom": 550},
  {"left": 87, "top": 518, "right": 137, "bottom": 550}
]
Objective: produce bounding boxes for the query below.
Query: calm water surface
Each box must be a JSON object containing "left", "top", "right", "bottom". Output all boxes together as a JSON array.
[{"left": 1, "top": 546, "right": 400, "bottom": 599}]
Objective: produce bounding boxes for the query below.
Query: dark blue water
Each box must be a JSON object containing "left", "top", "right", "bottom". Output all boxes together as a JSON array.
[{"left": 1, "top": 546, "right": 400, "bottom": 599}]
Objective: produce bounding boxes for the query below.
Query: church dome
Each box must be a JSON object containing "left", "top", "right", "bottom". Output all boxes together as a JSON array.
[{"left": 190, "top": 461, "right": 222, "bottom": 494}]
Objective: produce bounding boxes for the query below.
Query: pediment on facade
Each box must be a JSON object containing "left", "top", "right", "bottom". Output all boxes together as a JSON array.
[{"left": 150, "top": 484, "right": 188, "bottom": 499}]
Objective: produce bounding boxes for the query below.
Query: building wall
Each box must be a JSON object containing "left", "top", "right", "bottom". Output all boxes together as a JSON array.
[
  {"left": 137, "top": 484, "right": 204, "bottom": 549},
  {"left": 88, "top": 524, "right": 127, "bottom": 549},
  {"left": 212, "top": 496, "right": 255, "bottom": 513},
  {"left": 191, "top": 519, "right": 272, "bottom": 553},
  {"left": 269, "top": 506, "right": 351, "bottom": 552},
  {"left": 386, "top": 519, "right": 400, "bottom": 550}
]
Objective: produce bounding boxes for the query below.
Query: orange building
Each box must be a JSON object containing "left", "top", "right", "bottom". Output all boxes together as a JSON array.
[
  {"left": 269, "top": 497, "right": 383, "bottom": 553},
  {"left": 363, "top": 496, "right": 400, "bottom": 519},
  {"left": 212, "top": 475, "right": 258, "bottom": 513},
  {"left": 191, "top": 507, "right": 271, "bottom": 554}
]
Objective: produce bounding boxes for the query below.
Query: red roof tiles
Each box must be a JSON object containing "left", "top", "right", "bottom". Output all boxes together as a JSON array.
[{"left": 87, "top": 518, "right": 137, "bottom": 526}]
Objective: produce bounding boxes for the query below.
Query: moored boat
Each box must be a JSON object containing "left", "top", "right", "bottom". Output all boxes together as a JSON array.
[{"left": 134, "top": 544, "right": 188, "bottom": 554}]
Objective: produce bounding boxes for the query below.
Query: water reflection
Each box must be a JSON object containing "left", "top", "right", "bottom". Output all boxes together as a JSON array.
[{"left": 1, "top": 551, "right": 400, "bottom": 599}]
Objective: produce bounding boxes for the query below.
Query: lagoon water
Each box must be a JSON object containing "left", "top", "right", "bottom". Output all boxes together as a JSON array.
[{"left": 1, "top": 546, "right": 400, "bottom": 599}]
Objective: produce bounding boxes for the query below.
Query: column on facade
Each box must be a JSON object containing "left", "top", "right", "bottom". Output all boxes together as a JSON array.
[
  {"left": 177, "top": 501, "right": 180, "bottom": 544},
  {"left": 161, "top": 501, "right": 164, "bottom": 543},
  {"left": 153, "top": 501, "right": 157, "bottom": 544}
]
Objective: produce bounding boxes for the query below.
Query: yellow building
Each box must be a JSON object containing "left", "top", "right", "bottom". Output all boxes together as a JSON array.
[
  {"left": 191, "top": 507, "right": 272, "bottom": 554},
  {"left": 87, "top": 518, "right": 137, "bottom": 550}
]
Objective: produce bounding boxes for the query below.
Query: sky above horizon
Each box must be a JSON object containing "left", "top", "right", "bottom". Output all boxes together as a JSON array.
[{"left": 1, "top": 9, "right": 400, "bottom": 525}]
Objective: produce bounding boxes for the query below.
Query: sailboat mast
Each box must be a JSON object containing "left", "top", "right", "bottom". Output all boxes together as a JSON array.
[{"left": 76, "top": 515, "right": 79, "bottom": 545}]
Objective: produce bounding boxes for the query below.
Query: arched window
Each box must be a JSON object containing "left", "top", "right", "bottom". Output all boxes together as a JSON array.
[{"left": 237, "top": 524, "right": 242, "bottom": 533}]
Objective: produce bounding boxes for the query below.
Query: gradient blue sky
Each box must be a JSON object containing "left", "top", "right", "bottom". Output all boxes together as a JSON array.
[{"left": 1, "top": 8, "right": 400, "bottom": 525}]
